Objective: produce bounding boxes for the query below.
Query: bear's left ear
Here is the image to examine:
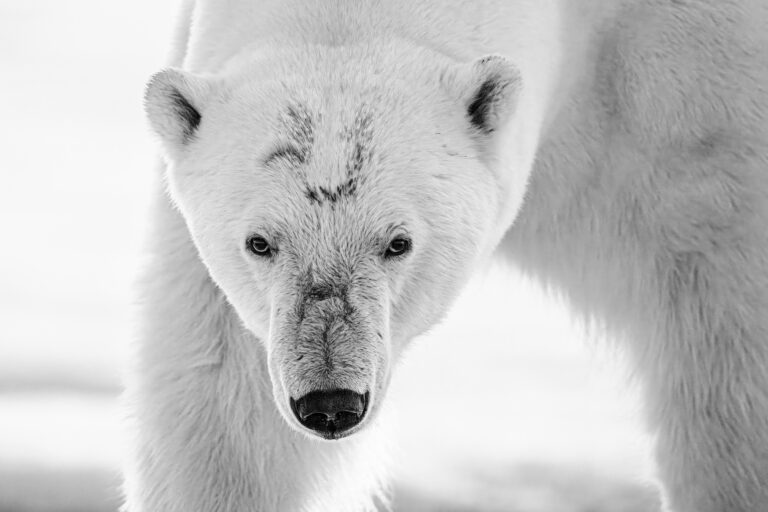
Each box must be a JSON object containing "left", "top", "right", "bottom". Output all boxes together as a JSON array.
[
  {"left": 447, "top": 55, "right": 522, "bottom": 136},
  {"left": 144, "top": 68, "right": 214, "bottom": 155}
]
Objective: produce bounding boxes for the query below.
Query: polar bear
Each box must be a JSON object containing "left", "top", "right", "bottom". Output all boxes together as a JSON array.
[{"left": 127, "top": 0, "right": 768, "bottom": 510}]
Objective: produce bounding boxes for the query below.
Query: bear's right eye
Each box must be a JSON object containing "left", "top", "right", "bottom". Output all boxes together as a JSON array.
[{"left": 246, "top": 236, "right": 273, "bottom": 257}]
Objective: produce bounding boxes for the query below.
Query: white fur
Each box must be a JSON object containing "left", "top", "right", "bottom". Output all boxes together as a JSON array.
[{"left": 127, "top": 1, "right": 768, "bottom": 511}]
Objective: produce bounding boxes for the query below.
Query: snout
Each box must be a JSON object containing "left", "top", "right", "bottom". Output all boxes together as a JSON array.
[{"left": 290, "top": 389, "right": 369, "bottom": 439}]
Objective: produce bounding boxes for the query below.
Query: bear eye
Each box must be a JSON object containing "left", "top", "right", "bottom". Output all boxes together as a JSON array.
[
  {"left": 384, "top": 237, "right": 412, "bottom": 259},
  {"left": 246, "top": 236, "right": 273, "bottom": 257}
]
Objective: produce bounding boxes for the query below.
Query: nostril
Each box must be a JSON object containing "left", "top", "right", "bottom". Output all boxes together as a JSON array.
[{"left": 290, "top": 389, "right": 369, "bottom": 438}]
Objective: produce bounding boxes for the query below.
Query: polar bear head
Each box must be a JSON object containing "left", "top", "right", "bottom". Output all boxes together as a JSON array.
[{"left": 145, "top": 43, "right": 523, "bottom": 440}]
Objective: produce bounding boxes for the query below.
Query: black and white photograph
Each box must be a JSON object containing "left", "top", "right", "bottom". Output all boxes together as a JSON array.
[{"left": 2, "top": 1, "right": 767, "bottom": 511}]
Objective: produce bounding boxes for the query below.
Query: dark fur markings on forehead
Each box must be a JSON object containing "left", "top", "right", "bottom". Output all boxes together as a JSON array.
[
  {"left": 304, "top": 177, "right": 358, "bottom": 205},
  {"left": 264, "top": 145, "right": 306, "bottom": 167},
  {"left": 342, "top": 108, "right": 375, "bottom": 176},
  {"left": 305, "top": 187, "right": 321, "bottom": 203},
  {"left": 348, "top": 141, "right": 374, "bottom": 176},
  {"left": 284, "top": 104, "right": 314, "bottom": 145},
  {"left": 304, "top": 107, "right": 373, "bottom": 206},
  {"left": 271, "top": 103, "right": 315, "bottom": 167}
]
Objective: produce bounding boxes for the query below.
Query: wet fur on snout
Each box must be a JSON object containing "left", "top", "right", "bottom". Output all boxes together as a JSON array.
[{"left": 273, "top": 271, "right": 386, "bottom": 401}]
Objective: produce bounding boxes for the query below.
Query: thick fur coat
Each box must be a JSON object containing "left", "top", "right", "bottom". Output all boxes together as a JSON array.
[{"left": 127, "top": 1, "right": 768, "bottom": 511}]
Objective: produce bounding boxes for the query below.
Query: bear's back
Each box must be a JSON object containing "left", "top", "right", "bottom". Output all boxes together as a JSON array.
[{"left": 505, "top": 0, "right": 768, "bottom": 331}]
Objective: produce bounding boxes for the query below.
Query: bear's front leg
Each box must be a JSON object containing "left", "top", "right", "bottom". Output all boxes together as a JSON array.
[{"left": 643, "top": 253, "right": 768, "bottom": 512}]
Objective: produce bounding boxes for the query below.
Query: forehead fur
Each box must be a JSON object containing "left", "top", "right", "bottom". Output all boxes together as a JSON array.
[
  {"left": 265, "top": 101, "right": 376, "bottom": 206},
  {"left": 217, "top": 42, "right": 460, "bottom": 164},
  {"left": 254, "top": 97, "right": 415, "bottom": 241},
  {"left": 180, "top": 43, "right": 485, "bottom": 257},
  {"left": 215, "top": 51, "right": 446, "bottom": 178}
]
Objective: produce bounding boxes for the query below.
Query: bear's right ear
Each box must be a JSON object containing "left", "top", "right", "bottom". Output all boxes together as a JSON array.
[{"left": 144, "top": 68, "right": 213, "bottom": 155}]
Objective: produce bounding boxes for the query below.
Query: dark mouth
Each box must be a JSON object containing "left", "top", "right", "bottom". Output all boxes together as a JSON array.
[{"left": 290, "top": 389, "right": 370, "bottom": 440}]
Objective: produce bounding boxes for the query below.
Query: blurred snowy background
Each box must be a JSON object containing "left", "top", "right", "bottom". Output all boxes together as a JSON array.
[{"left": 0, "top": 2, "right": 659, "bottom": 511}]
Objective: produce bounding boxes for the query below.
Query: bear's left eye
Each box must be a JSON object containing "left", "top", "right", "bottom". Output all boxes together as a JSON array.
[
  {"left": 384, "top": 237, "right": 412, "bottom": 259},
  {"left": 246, "top": 236, "right": 273, "bottom": 257}
]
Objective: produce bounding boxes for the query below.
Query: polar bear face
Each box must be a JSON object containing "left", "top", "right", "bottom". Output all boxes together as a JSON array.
[{"left": 145, "top": 44, "right": 521, "bottom": 439}]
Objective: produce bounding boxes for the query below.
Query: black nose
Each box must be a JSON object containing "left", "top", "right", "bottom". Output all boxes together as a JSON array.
[{"left": 290, "top": 389, "right": 369, "bottom": 438}]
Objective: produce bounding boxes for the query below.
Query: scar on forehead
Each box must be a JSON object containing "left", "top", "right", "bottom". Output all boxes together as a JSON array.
[
  {"left": 304, "top": 177, "right": 358, "bottom": 204},
  {"left": 265, "top": 103, "right": 315, "bottom": 167},
  {"left": 284, "top": 104, "right": 314, "bottom": 144},
  {"left": 263, "top": 145, "right": 306, "bottom": 166},
  {"left": 342, "top": 109, "right": 374, "bottom": 175},
  {"left": 304, "top": 108, "right": 374, "bottom": 205}
]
